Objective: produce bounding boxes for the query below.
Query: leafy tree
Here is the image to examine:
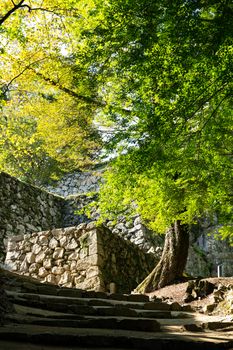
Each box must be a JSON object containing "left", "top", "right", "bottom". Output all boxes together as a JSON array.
[
  {"left": 82, "top": 0, "right": 233, "bottom": 291},
  {"left": 0, "top": 0, "right": 102, "bottom": 183}
]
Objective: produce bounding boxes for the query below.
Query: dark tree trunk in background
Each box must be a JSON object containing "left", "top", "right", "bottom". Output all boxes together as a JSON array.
[{"left": 135, "top": 220, "right": 189, "bottom": 293}]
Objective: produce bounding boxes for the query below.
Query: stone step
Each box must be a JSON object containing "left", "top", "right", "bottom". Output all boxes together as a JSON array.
[
  {"left": 7, "top": 290, "right": 180, "bottom": 312},
  {"left": 15, "top": 302, "right": 193, "bottom": 325},
  {"left": 0, "top": 324, "right": 231, "bottom": 350},
  {"left": 8, "top": 294, "right": 175, "bottom": 319},
  {"left": 11, "top": 300, "right": 174, "bottom": 320},
  {"left": 16, "top": 281, "right": 152, "bottom": 303},
  {"left": 6, "top": 313, "right": 161, "bottom": 332},
  {"left": 6, "top": 289, "right": 155, "bottom": 308},
  {"left": 12, "top": 304, "right": 193, "bottom": 326},
  {"left": 2, "top": 270, "right": 233, "bottom": 349}
]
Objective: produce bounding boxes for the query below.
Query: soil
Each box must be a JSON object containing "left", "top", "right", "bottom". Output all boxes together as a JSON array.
[{"left": 146, "top": 277, "right": 233, "bottom": 311}]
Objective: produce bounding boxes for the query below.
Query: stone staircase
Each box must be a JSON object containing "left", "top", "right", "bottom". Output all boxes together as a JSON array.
[{"left": 1, "top": 269, "right": 233, "bottom": 349}]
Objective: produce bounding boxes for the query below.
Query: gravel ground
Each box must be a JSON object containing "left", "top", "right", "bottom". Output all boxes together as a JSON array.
[{"left": 146, "top": 277, "right": 233, "bottom": 310}]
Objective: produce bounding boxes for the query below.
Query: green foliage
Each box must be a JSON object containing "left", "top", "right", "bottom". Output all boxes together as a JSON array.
[
  {"left": 218, "top": 226, "right": 233, "bottom": 246},
  {"left": 91, "top": 0, "right": 233, "bottom": 235},
  {"left": 0, "top": 0, "right": 101, "bottom": 183}
]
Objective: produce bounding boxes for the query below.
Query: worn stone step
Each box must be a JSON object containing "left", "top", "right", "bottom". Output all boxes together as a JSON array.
[
  {"left": 10, "top": 295, "right": 174, "bottom": 319},
  {"left": 6, "top": 313, "right": 161, "bottom": 332},
  {"left": 7, "top": 290, "right": 170, "bottom": 311},
  {"left": 16, "top": 282, "right": 152, "bottom": 304},
  {"left": 7, "top": 293, "right": 165, "bottom": 315},
  {"left": 0, "top": 324, "right": 231, "bottom": 350},
  {"left": 13, "top": 303, "right": 175, "bottom": 323}
]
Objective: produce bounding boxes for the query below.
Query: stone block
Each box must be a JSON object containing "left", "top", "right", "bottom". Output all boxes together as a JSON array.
[
  {"left": 32, "top": 244, "right": 42, "bottom": 255},
  {"left": 203, "top": 303, "right": 217, "bottom": 314},
  {"left": 26, "top": 252, "right": 36, "bottom": 264},
  {"left": 20, "top": 258, "right": 28, "bottom": 272},
  {"left": 43, "top": 258, "right": 52, "bottom": 269},
  {"left": 68, "top": 260, "right": 76, "bottom": 271},
  {"left": 76, "top": 260, "right": 90, "bottom": 271},
  {"left": 23, "top": 243, "right": 32, "bottom": 252},
  {"left": 62, "top": 282, "right": 73, "bottom": 288},
  {"left": 29, "top": 236, "right": 38, "bottom": 244},
  {"left": 59, "top": 236, "right": 67, "bottom": 247},
  {"left": 51, "top": 229, "right": 63, "bottom": 240},
  {"left": 183, "top": 324, "right": 203, "bottom": 332},
  {"left": 7, "top": 261, "right": 19, "bottom": 271},
  {"left": 46, "top": 274, "right": 57, "bottom": 284},
  {"left": 59, "top": 271, "right": 72, "bottom": 285},
  {"left": 88, "top": 243, "right": 98, "bottom": 256},
  {"left": 144, "top": 302, "right": 170, "bottom": 310},
  {"left": 128, "top": 294, "right": 149, "bottom": 303},
  {"left": 170, "top": 302, "right": 182, "bottom": 311},
  {"left": 35, "top": 251, "right": 46, "bottom": 263},
  {"left": 38, "top": 235, "right": 49, "bottom": 245},
  {"left": 86, "top": 266, "right": 100, "bottom": 279},
  {"left": 49, "top": 237, "right": 59, "bottom": 249},
  {"left": 74, "top": 275, "right": 86, "bottom": 285},
  {"left": 29, "top": 263, "right": 40, "bottom": 274},
  {"left": 52, "top": 266, "right": 64, "bottom": 275},
  {"left": 55, "top": 259, "right": 65, "bottom": 267},
  {"left": 79, "top": 248, "right": 89, "bottom": 259},
  {"left": 53, "top": 247, "right": 64, "bottom": 259},
  {"left": 38, "top": 267, "right": 49, "bottom": 278},
  {"left": 38, "top": 230, "right": 51, "bottom": 237},
  {"left": 67, "top": 238, "right": 79, "bottom": 250},
  {"left": 88, "top": 253, "right": 103, "bottom": 266},
  {"left": 117, "top": 318, "right": 160, "bottom": 332},
  {"left": 68, "top": 251, "right": 80, "bottom": 260}
]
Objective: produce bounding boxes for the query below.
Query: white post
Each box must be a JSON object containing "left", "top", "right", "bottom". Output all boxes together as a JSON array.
[{"left": 217, "top": 264, "right": 222, "bottom": 278}]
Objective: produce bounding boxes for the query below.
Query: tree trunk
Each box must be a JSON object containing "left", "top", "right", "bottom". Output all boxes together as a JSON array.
[{"left": 135, "top": 220, "right": 189, "bottom": 293}]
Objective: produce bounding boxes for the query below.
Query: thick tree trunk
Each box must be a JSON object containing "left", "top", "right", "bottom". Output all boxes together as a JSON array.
[{"left": 135, "top": 220, "right": 189, "bottom": 293}]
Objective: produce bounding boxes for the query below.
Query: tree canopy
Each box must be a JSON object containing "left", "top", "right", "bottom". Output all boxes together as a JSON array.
[
  {"left": 0, "top": 0, "right": 232, "bottom": 242},
  {"left": 0, "top": 0, "right": 101, "bottom": 183},
  {"left": 87, "top": 0, "right": 233, "bottom": 240}
]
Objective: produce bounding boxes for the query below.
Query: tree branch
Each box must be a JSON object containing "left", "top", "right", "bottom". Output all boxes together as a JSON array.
[
  {"left": 185, "top": 81, "right": 230, "bottom": 122},
  {"left": 33, "top": 70, "right": 105, "bottom": 107},
  {"left": 19, "top": 5, "right": 62, "bottom": 15},
  {"left": 0, "top": 1, "right": 66, "bottom": 26},
  {"left": 0, "top": 0, "right": 25, "bottom": 26},
  {"left": 1, "top": 58, "right": 47, "bottom": 95},
  {"left": 199, "top": 93, "right": 231, "bottom": 133}
]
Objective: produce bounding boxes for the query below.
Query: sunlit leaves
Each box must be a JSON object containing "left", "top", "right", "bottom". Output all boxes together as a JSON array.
[
  {"left": 93, "top": 0, "right": 233, "bottom": 235},
  {"left": 0, "top": 0, "right": 102, "bottom": 183}
]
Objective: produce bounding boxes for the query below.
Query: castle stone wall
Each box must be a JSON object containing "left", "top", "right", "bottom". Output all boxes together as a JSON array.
[
  {"left": 5, "top": 223, "right": 157, "bottom": 293},
  {"left": 0, "top": 172, "right": 65, "bottom": 261}
]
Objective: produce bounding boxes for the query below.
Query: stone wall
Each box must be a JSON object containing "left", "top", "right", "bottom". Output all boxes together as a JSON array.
[
  {"left": 46, "top": 170, "right": 102, "bottom": 197},
  {"left": 62, "top": 193, "right": 163, "bottom": 256},
  {"left": 0, "top": 172, "right": 65, "bottom": 261},
  {"left": 4, "top": 223, "right": 158, "bottom": 293},
  {"left": 1, "top": 170, "right": 233, "bottom": 280},
  {"left": 197, "top": 231, "right": 233, "bottom": 277}
]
